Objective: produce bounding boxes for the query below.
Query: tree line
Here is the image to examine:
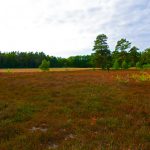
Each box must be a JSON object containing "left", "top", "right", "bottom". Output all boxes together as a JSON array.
[
  {"left": 0, "top": 34, "right": 149, "bottom": 69},
  {"left": 0, "top": 51, "right": 93, "bottom": 68}
]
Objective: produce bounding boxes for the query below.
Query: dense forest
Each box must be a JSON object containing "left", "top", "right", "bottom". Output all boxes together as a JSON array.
[
  {"left": 0, "top": 52, "right": 93, "bottom": 68},
  {"left": 0, "top": 34, "right": 149, "bottom": 69}
]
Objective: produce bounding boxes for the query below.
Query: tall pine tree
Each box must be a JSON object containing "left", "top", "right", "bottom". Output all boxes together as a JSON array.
[{"left": 93, "top": 34, "right": 111, "bottom": 69}]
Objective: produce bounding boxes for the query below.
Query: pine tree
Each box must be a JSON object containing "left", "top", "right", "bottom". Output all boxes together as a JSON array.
[
  {"left": 39, "top": 59, "right": 50, "bottom": 71},
  {"left": 93, "top": 34, "right": 111, "bottom": 69}
]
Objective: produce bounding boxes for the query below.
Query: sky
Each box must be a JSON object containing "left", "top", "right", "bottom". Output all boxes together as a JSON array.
[{"left": 0, "top": 0, "right": 150, "bottom": 57}]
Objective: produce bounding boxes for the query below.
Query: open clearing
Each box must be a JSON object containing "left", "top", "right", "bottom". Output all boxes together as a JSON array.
[
  {"left": 0, "top": 68, "right": 93, "bottom": 73},
  {"left": 0, "top": 70, "right": 150, "bottom": 150}
]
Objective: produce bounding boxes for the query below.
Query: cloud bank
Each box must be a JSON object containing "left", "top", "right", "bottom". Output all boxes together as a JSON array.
[{"left": 0, "top": 0, "right": 149, "bottom": 57}]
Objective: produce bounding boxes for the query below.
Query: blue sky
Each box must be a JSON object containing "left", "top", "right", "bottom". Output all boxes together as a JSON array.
[{"left": 0, "top": 0, "right": 149, "bottom": 57}]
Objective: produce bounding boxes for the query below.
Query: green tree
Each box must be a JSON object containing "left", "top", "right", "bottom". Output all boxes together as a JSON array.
[
  {"left": 129, "top": 46, "right": 140, "bottom": 67},
  {"left": 39, "top": 59, "right": 50, "bottom": 71},
  {"left": 115, "top": 38, "right": 131, "bottom": 52},
  {"left": 113, "top": 60, "right": 120, "bottom": 70},
  {"left": 136, "top": 61, "right": 143, "bottom": 69},
  {"left": 93, "top": 34, "right": 111, "bottom": 69},
  {"left": 141, "top": 48, "right": 150, "bottom": 65},
  {"left": 122, "top": 60, "right": 128, "bottom": 69},
  {"left": 115, "top": 39, "right": 131, "bottom": 66}
]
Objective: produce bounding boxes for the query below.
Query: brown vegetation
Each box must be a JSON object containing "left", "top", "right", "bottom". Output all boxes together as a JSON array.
[{"left": 0, "top": 70, "right": 150, "bottom": 150}]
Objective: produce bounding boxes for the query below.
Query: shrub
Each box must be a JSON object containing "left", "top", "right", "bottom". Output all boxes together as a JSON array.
[
  {"left": 136, "top": 62, "right": 143, "bottom": 69},
  {"left": 143, "top": 64, "right": 150, "bottom": 69},
  {"left": 128, "top": 62, "right": 132, "bottom": 68},
  {"left": 39, "top": 59, "right": 50, "bottom": 71},
  {"left": 113, "top": 60, "right": 120, "bottom": 70},
  {"left": 122, "top": 60, "right": 128, "bottom": 69}
]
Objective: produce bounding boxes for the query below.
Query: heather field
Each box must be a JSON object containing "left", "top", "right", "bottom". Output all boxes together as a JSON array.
[{"left": 0, "top": 70, "right": 150, "bottom": 150}]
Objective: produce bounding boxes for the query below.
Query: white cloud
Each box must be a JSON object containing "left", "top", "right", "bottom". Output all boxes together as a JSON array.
[{"left": 0, "top": 0, "right": 149, "bottom": 57}]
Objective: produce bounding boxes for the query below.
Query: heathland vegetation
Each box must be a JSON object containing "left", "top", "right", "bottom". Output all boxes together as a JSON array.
[{"left": 0, "top": 70, "right": 150, "bottom": 150}]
